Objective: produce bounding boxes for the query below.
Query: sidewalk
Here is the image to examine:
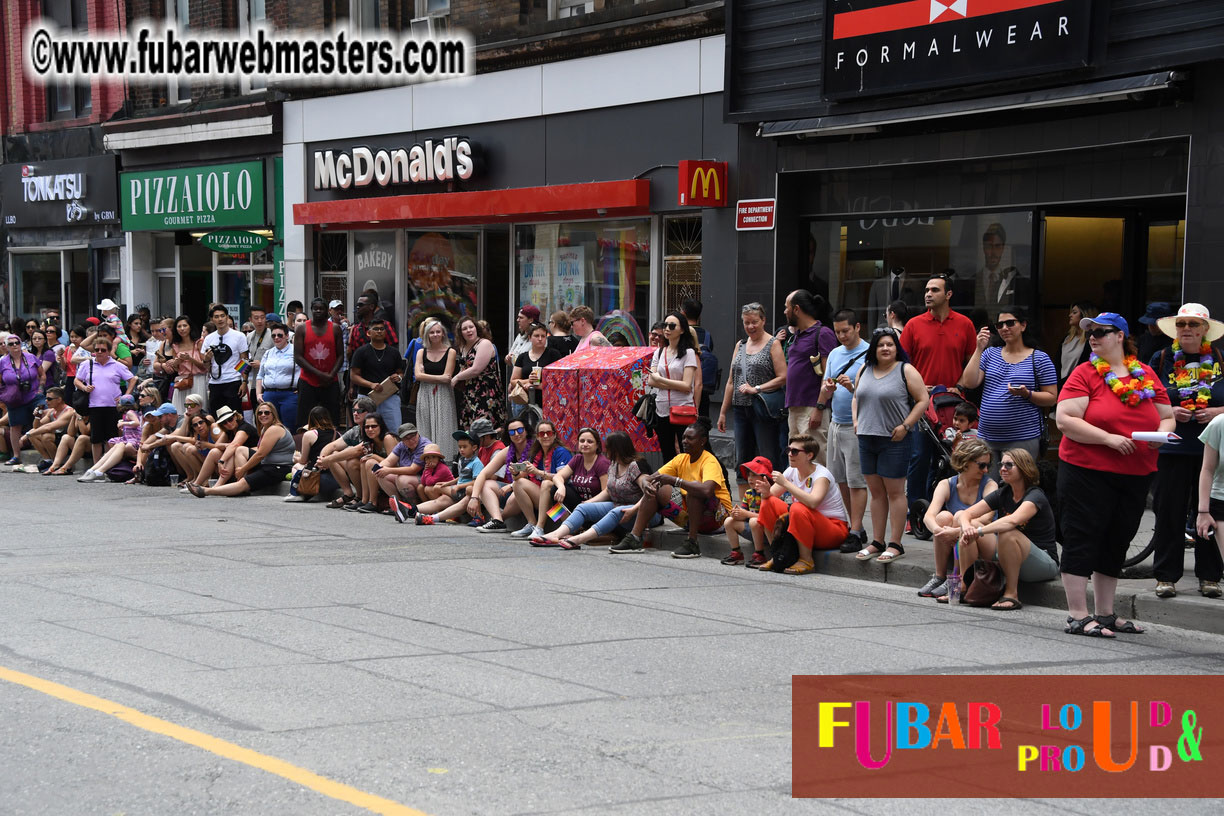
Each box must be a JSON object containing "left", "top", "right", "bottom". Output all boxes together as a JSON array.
[{"left": 641, "top": 502, "right": 1224, "bottom": 637}]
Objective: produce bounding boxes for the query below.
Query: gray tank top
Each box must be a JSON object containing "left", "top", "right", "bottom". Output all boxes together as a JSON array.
[
  {"left": 855, "top": 362, "right": 911, "bottom": 437},
  {"left": 262, "top": 427, "right": 296, "bottom": 465}
]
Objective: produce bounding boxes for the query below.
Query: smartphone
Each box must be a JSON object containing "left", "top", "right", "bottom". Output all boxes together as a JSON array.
[{"left": 511, "top": 461, "right": 527, "bottom": 473}]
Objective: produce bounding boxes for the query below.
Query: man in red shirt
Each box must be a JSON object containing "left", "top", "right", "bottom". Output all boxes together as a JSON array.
[
  {"left": 900, "top": 274, "right": 977, "bottom": 505},
  {"left": 295, "top": 298, "right": 345, "bottom": 426}
]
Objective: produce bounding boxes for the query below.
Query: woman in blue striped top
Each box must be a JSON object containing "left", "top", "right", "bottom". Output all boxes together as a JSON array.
[{"left": 959, "top": 308, "right": 1058, "bottom": 477}]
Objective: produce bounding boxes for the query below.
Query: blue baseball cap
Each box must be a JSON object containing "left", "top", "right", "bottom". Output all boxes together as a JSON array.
[
  {"left": 1080, "top": 312, "right": 1130, "bottom": 337},
  {"left": 1138, "top": 301, "right": 1175, "bottom": 325},
  {"left": 149, "top": 402, "right": 179, "bottom": 417}
]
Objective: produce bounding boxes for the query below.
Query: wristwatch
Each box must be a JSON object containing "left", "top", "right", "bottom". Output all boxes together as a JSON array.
[{"left": 816, "top": 402, "right": 828, "bottom": 411}]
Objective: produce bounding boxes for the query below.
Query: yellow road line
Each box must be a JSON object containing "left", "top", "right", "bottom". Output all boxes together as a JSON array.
[{"left": 0, "top": 664, "right": 431, "bottom": 816}]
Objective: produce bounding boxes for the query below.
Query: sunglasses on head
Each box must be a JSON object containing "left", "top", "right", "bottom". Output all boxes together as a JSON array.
[{"left": 1086, "top": 327, "right": 1119, "bottom": 339}]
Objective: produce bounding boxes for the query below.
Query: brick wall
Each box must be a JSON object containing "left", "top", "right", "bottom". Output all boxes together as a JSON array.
[{"left": 3, "top": 0, "right": 127, "bottom": 136}]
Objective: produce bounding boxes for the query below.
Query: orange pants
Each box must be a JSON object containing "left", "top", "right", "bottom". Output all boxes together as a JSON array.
[{"left": 758, "top": 496, "right": 849, "bottom": 551}]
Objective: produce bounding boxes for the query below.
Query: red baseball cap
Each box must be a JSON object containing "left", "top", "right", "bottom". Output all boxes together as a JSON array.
[
  {"left": 738, "top": 456, "right": 773, "bottom": 480},
  {"left": 85, "top": 316, "right": 101, "bottom": 325}
]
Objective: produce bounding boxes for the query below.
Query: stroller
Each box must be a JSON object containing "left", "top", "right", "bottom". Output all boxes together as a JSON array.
[{"left": 908, "top": 386, "right": 977, "bottom": 541}]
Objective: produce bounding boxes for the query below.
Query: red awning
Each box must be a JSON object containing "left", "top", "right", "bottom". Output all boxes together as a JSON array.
[{"left": 293, "top": 180, "right": 651, "bottom": 228}]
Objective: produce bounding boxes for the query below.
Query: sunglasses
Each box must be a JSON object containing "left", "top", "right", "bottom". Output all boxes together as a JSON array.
[
  {"left": 538, "top": 430, "right": 555, "bottom": 437},
  {"left": 256, "top": 410, "right": 272, "bottom": 416},
  {"left": 1175, "top": 320, "right": 1205, "bottom": 329},
  {"left": 5, "top": 341, "right": 20, "bottom": 347},
  {"left": 271, "top": 333, "right": 286, "bottom": 339},
  {"left": 26, "top": 324, "right": 37, "bottom": 329},
  {"left": 974, "top": 461, "right": 990, "bottom": 471},
  {"left": 995, "top": 319, "right": 1018, "bottom": 329},
  {"left": 999, "top": 462, "right": 1016, "bottom": 470},
  {"left": 1086, "top": 327, "right": 1119, "bottom": 339},
  {"left": 364, "top": 424, "right": 380, "bottom": 429},
  {"left": 508, "top": 427, "right": 526, "bottom": 435},
  {"left": 664, "top": 322, "right": 680, "bottom": 330},
  {"left": 786, "top": 447, "right": 805, "bottom": 456}
]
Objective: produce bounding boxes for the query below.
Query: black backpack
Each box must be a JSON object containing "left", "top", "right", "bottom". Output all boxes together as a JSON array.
[
  {"left": 143, "top": 446, "right": 173, "bottom": 487},
  {"left": 768, "top": 514, "right": 800, "bottom": 573},
  {"left": 693, "top": 326, "right": 720, "bottom": 394}
]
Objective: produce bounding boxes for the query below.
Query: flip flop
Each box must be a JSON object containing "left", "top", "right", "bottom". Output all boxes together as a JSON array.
[
  {"left": 558, "top": 537, "right": 582, "bottom": 550},
  {"left": 784, "top": 560, "right": 816, "bottom": 575},
  {"left": 991, "top": 596, "right": 1022, "bottom": 611},
  {"left": 186, "top": 482, "right": 206, "bottom": 498},
  {"left": 530, "top": 536, "right": 561, "bottom": 548}
]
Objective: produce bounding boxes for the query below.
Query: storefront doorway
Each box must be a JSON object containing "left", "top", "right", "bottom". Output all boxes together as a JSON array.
[{"left": 9, "top": 248, "right": 90, "bottom": 326}]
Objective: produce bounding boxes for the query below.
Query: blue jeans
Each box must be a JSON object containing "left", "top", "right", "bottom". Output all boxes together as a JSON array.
[
  {"left": 566, "top": 501, "right": 616, "bottom": 532},
  {"left": 375, "top": 394, "right": 401, "bottom": 431},
  {"left": 732, "top": 403, "right": 783, "bottom": 474},
  {"left": 262, "top": 389, "right": 298, "bottom": 431}
]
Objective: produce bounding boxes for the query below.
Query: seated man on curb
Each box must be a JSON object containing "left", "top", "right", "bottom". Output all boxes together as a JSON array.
[
  {"left": 316, "top": 396, "right": 378, "bottom": 507},
  {"left": 412, "top": 431, "right": 484, "bottom": 524},
  {"left": 188, "top": 405, "right": 256, "bottom": 491},
  {"left": 134, "top": 402, "right": 183, "bottom": 477},
  {"left": 22, "top": 387, "right": 75, "bottom": 470},
  {"left": 610, "top": 417, "right": 732, "bottom": 559},
  {"left": 374, "top": 422, "right": 432, "bottom": 511},
  {"left": 44, "top": 411, "right": 91, "bottom": 475}
]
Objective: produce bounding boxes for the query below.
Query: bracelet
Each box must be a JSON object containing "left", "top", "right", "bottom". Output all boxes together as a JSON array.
[{"left": 1198, "top": 510, "right": 1211, "bottom": 514}]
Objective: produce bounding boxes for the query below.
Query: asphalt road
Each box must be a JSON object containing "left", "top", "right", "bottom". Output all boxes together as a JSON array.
[{"left": 1, "top": 475, "right": 1222, "bottom": 815}]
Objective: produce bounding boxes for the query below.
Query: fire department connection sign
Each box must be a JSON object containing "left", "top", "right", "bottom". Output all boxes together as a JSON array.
[
  {"left": 823, "top": 0, "right": 1094, "bottom": 99},
  {"left": 736, "top": 199, "right": 776, "bottom": 231}
]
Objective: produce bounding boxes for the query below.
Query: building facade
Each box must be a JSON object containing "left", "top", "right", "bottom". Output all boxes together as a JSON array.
[{"left": 726, "top": 0, "right": 1224, "bottom": 350}]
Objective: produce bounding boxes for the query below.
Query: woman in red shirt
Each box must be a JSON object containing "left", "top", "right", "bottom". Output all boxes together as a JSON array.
[{"left": 1056, "top": 312, "right": 1175, "bottom": 637}]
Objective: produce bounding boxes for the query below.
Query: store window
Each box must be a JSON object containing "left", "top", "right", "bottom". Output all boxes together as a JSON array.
[
  {"left": 43, "top": 0, "right": 91, "bottom": 119},
  {"left": 516, "top": 219, "right": 651, "bottom": 346},
  {"left": 404, "top": 230, "right": 478, "bottom": 336},
  {"left": 318, "top": 232, "right": 349, "bottom": 311},
  {"left": 11, "top": 253, "right": 62, "bottom": 320},
  {"left": 808, "top": 211, "right": 1034, "bottom": 333},
  {"left": 217, "top": 247, "right": 274, "bottom": 322},
  {"left": 353, "top": 230, "right": 398, "bottom": 330}
]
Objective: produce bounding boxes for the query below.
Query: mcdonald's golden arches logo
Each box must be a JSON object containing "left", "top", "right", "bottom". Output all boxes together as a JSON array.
[{"left": 677, "top": 160, "right": 728, "bottom": 207}]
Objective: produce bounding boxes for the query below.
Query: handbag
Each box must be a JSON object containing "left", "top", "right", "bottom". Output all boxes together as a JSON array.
[
  {"left": 961, "top": 559, "right": 1006, "bottom": 607},
  {"left": 174, "top": 375, "right": 193, "bottom": 391},
  {"left": 297, "top": 468, "right": 322, "bottom": 497},
  {"left": 72, "top": 361, "right": 92, "bottom": 413},
  {"left": 753, "top": 388, "right": 787, "bottom": 422},
  {"left": 632, "top": 391, "right": 657, "bottom": 436},
  {"left": 669, "top": 404, "right": 698, "bottom": 426},
  {"left": 508, "top": 381, "right": 529, "bottom": 405},
  {"left": 768, "top": 515, "right": 800, "bottom": 572}
]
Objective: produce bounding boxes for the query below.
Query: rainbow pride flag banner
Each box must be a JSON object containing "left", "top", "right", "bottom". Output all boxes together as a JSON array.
[
  {"left": 234, "top": 358, "right": 251, "bottom": 376},
  {"left": 546, "top": 501, "right": 569, "bottom": 523}
]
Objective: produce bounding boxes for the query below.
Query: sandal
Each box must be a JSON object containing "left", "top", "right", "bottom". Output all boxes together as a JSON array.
[
  {"left": 855, "top": 541, "right": 886, "bottom": 561},
  {"left": 530, "top": 536, "right": 561, "bottom": 548},
  {"left": 1095, "top": 613, "right": 1143, "bottom": 634},
  {"left": 1065, "top": 616, "right": 1115, "bottom": 638},
  {"left": 875, "top": 542, "right": 905, "bottom": 563},
  {"left": 326, "top": 494, "right": 356, "bottom": 509},
  {"left": 991, "top": 596, "right": 1022, "bottom": 611},
  {"left": 186, "top": 482, "right": 206, "bottom": 499},
  {"left": 558, "top": 537, "right": 582, "bottom": 551},
  {"left": 784, "top": 560, "right": 815, "bottom": 575}
]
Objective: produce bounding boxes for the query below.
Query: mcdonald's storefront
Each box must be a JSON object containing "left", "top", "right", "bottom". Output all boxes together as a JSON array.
[{"left": 289, "top": 93, "right": 750, "bottom": 356}]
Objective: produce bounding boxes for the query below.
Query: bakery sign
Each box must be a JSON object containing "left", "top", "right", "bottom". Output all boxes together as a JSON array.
[
  {"left": 823, "top": 0, "right": 1095, "bottom": 100},
  {"left": 313, "top": 137, "right": 476, "bottom": 191}
]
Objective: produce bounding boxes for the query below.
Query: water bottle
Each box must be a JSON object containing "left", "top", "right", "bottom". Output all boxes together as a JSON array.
[{"left": 946, "top": 543, "right": 961, "bottom": 604}]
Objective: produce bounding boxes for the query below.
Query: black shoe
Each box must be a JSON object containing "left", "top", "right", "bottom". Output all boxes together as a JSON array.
[
  {"left": 610, "top": 532, "right": 644, "bottom": 553},
  {"left": 476, "top": 519, "right": 508, "bottom": 533},
  {"left": 839, "top": 531, "right": 865, "bottom": 554},
  {"left": 36, "top": 459, "right": 53, "bottom": 473},
  {"left": 357, "top": 502, "right": 380, "bottom": 514},
  {"left": 672, "top": 539, "right": 701, "bottom": 559}
]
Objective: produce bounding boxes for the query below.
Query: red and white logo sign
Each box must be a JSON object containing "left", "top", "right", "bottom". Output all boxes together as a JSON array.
[
  {"left": 735, "top": 199, "right": 776, "bottom": 231},
  {"left": 833, "top": 0, "right": 1064, "bottom": 39}
]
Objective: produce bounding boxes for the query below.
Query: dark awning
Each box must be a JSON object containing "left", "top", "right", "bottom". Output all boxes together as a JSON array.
[{"left": 759, "top": 72, "right": 1181, "bottom": 138}]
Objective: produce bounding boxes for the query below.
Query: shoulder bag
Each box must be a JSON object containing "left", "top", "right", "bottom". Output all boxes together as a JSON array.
[
  {"left": 297, "top": 468, "right": 322, "bottom": 497},
  {"left": 661, "top": 348, "right": 698, "bottom": 425},
  {"left": 72, "top": 361, "right": 93, "bottom": 413},
  {"left": 961, "top": 560, "right": 1006, "bottom": 607},
  {"left": 742, "top": 339, "right": 787, "bottom": 422},
  {"left": 1031, "top": 351, "right": 1050, "bottom": 457}
]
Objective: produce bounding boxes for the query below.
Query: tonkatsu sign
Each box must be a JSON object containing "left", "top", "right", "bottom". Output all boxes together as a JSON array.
[{"left": 823, "top": 0, "right": 1094, "bottom": 99}]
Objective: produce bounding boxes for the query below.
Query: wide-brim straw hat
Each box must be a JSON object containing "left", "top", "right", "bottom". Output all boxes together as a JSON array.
[{"left": 1157, "top": 303, "right": 1224, "bottom": 343}]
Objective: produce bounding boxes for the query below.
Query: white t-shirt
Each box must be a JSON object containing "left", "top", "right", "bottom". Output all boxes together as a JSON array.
[
  {"left": 201, "top": 328, "right": 249, "bottom": 384},
  {"left": 782, "top": 464, "right": 847, "bottom": 522},
  {"left": 653, "top": 346, "right": 698, "bottom": 417}
]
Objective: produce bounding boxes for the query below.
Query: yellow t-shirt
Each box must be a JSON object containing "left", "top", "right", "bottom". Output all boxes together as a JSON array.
[{"left": 659, "top": 450, "right": 733, "bottom": 512}]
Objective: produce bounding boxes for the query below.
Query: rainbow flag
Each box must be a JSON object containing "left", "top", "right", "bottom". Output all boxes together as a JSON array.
[
  {"left": 546, "top": 502, "right": 569, "bottom": 523},
  {"left": 234, "top": 359, "right": 251, "bottom": 376}
]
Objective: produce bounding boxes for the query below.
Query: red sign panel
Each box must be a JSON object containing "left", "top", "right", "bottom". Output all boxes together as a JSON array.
[
  {"left": 735, "top": 199, "right": 776, "bottom": 231},
  {"left": 677, "top": 160, "right": 728, "bottom": 207}
]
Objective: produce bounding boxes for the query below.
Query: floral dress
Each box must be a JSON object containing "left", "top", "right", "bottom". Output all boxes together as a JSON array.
[{"left": 456, "top": 339, "right": 505, "bottom": 431}]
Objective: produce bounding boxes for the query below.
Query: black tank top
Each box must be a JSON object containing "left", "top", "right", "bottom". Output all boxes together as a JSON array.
[
  {"left": 422, "top": 351, "right": 448, "bottom": 376},
  {"left": 306, "top": 428, "right": 338, "bottom": 468}
]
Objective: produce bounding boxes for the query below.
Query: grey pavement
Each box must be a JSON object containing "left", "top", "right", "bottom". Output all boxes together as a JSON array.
[{"left": 1, "top": 473, "right": 1222, "bottom": 815}]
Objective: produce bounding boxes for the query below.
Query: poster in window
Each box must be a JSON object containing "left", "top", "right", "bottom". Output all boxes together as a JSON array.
[
  {"left": 519, "top": 248, "right": 553, "bottom": 315},
  {"left": 949, "top": 212, "right": 1032, "bottom": 325},
  {"left": 555, "top": 247, "right": 584, "bottom": 314}
]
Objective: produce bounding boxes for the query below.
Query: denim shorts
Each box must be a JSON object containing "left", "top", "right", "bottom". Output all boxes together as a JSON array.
[{"left": 857, "top": 434, "right": 912, "bottom": 480}]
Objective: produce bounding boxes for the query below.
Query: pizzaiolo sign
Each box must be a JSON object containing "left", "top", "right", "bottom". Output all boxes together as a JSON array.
[
  {"left": 313, "top": 137, "right": 475, "bottom": 191},
  {"left": 120, "top": 160, "right": 265, "bottom": 231},
  {"left": 823, "top": 0, "right": 1095, "bottom": 100}
]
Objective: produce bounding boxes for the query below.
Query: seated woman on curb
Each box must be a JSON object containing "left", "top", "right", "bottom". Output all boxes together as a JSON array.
[
  {"left": 509, "top": 419, "right": 572, "bottom": 539},
  {"left": 167, "top": 394, "right": 213, "bottom": 481},
  {"left": 534, "top": 430, "right": 652, "bottom": 550},
  {"left": 529, "top": 427, "right": 610, "bottom": 543},
  {"left": 345, "top": 414, "right": 398, "bottom": 513},
  {"left": 187, "top": 401, "right": 295, "bottom": 498},
  {"left": 188, "top": 405, "right": 256, "bottom": 491},
  {"left": 284, "top": 406, "right": 340, "bottom": 503},
  {"left": 918, "top": 438, "right": 998, "bottom": 598},
  {"left": 610, "top": 418, "right": 733, "bottom": 559},
  {"left": 757, "top": 435, "right": 849, "bottom": 575},
  {"left": 949, "top": 448, "right": 1060, "bottom": 610},
  {"left": 465, "top": 417, "right": 534, "bottom": 533}
]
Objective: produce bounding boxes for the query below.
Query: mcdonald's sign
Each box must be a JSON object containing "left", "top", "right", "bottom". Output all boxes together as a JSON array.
[{"left": 677, "top": 160, "right": 728, "bottom": 207}]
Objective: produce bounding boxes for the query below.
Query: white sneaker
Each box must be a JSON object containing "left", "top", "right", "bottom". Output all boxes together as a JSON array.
[
  {"left": 283, "top": 493, "right": 306, "bottom": 502},
  {"left": 510, "top": 524, "right": 538, "bottom": 539},
  {"left": 77, "top": 470, "right": 104, "bottom": 483}
]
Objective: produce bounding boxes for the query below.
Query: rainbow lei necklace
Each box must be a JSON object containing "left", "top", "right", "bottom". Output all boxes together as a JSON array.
[
  {"left": 1090, "top": 353, "right": 1157, "bottom": 407},
  {"left": 1170, "top": 341, "right": 1216, "bottom": 411}
]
